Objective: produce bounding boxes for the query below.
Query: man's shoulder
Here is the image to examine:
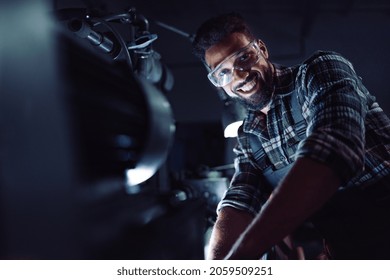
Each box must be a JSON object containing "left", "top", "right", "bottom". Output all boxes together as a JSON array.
[
  {"left": 297, "top": 50, "right": 355, "bottom": 80},
  {"left": 302, "top": 50, "right": 344, "bottom": 65}
]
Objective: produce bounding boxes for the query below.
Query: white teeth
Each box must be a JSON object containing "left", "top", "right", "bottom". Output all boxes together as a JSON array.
[{"left": 239, "top": 79, "right": 256, "bottom": 92}]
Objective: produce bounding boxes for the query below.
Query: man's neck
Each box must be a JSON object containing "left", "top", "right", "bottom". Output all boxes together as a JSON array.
[{"left": 260, "top": 105, "right": 270, "bottom": 115}]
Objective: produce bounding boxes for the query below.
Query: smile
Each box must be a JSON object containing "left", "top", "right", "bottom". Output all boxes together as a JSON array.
[{"left": 236, "top": 72, "right": 259, "bottom": 94}]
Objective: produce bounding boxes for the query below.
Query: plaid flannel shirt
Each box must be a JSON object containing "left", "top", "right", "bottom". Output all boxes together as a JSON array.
[{"left": 218, "top": 51, "right": 390, "bottom": 216}]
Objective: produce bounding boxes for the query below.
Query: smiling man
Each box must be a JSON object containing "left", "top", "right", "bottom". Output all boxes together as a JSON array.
[
  {"left": 205, "top": 33, "right": 275, "bottom": 112},
  {"left": 192, "top": 12, "right": 390, "bottom": 259}
]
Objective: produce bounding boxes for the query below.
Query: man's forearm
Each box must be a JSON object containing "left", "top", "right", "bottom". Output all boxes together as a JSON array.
[
  {"left": 207, "top": 207, "right": 253, "bottom": 259},
  {"left": 225, "top": 157, "right": 341, "bottom": 259}
]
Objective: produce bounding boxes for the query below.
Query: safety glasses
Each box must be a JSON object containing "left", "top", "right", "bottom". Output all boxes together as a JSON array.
[{"left": 207, "top": 41, "right": 261, "bottom": 87}]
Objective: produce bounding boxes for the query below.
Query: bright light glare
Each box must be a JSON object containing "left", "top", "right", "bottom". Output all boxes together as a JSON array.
[
  {"left": 224, "top": 120, "right": 243, "bottom": 138},
  {"left": 126, "top": 167, "right": 155, "bottom": 187}
]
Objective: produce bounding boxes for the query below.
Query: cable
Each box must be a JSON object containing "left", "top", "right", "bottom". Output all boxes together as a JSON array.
[{"left": 154, "top": 20, "right": 194, "bottom": 42}]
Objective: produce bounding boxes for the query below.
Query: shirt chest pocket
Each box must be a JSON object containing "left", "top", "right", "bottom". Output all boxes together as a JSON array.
[
  {"left": 282, "top": 119, "right": 307, "bottom": 156},
  {"left": 250, "top": 137, "right": 294, "bottom": 189}
]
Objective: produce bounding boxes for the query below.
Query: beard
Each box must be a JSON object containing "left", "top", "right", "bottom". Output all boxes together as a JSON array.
[
  {"left": 234, "top": 83, "right": 274, "bottom": 111},
  {"left": 231, "top": 61, "right": 275, "bottom": 111}
]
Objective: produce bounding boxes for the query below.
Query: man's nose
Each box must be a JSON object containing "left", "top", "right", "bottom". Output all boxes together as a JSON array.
[{"left": 233, "top": 68, "right": 249, "bottom": 80}]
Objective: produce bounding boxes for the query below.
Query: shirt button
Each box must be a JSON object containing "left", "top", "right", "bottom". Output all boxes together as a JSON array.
[{"left": 280, "top": 155, "right": 286, "bottom": 161}]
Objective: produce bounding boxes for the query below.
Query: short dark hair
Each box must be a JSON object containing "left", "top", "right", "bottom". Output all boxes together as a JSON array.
[{"left": 192, "top": 12, "right": 255, "bottom": 64}]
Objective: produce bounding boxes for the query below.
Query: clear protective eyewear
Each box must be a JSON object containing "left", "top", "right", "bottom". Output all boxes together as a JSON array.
[{"left": 207, "top": 41, "right": 261, "bottom": 87}]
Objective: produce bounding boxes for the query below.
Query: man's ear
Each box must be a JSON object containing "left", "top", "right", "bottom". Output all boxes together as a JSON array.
[{"left": 257, "top": 39, "right": 269, "bottom": 59}]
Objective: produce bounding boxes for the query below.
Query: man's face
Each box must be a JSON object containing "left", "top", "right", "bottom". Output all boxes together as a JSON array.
[{"left": 205, "top": 32, "right": 275, "bottom": 111}]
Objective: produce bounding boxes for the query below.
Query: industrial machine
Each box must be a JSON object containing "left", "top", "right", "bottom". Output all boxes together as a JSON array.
[{"left": 0, "top": 1, "right": 208, "bottom": 259}]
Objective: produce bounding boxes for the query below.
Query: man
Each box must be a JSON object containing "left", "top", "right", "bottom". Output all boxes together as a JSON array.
[{"left": 192, "top": 12, "right": 390, "bottom": 259}]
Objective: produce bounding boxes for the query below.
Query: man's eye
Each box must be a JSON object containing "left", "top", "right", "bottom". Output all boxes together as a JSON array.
[
  {"left": 217, "top": 68, "right": 230, "bottom": 77},
  {"left": 238, "top": 52, "right": 251, "bottom": 62}
]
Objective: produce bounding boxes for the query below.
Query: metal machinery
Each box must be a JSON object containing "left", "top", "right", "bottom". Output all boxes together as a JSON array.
[{"left": 0, "top": 1, "right": 206, "bottom": 259}]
